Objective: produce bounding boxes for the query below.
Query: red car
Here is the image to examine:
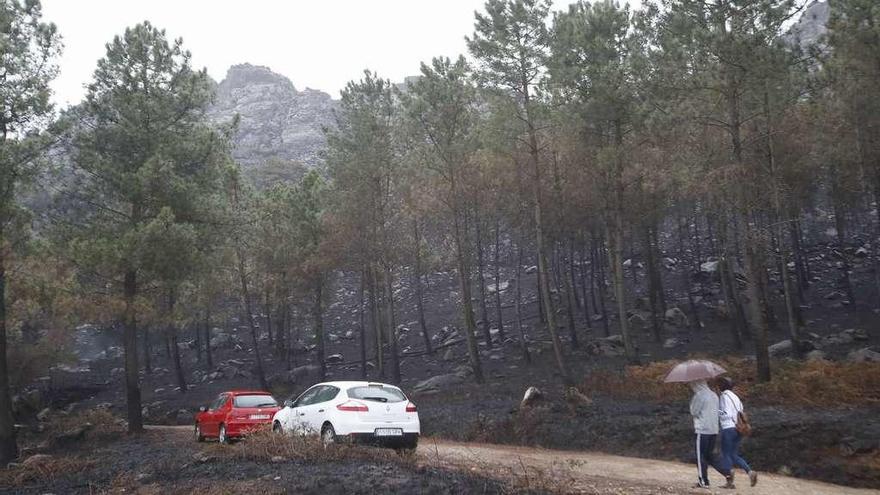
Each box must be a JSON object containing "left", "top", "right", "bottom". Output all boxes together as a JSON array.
[{"left": 194, "top": 390, "right": 280, "bottom": 443}]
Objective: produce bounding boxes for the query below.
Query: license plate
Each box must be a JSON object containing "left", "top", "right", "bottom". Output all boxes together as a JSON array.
[
  {"left": 249, "top": 414, "right": 270, "bottom": 420},
  {"left": 375, "top": 428, "right": 403, "bottom": 437}
]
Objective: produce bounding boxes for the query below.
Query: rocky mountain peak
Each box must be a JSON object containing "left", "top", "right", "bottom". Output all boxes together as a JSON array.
[
  {"left": 784, "top": 0, "right": 829, "bottom": 51},
  {"left": 208, "top": 64, "right": 336, "bottom": 169}
]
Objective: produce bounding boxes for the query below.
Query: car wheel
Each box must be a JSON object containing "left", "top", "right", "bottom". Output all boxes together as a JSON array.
[
  {"left": 194, "top": 423, "right": 205, "bottom": 442},
  {"left": 273, "top": 421, "right": 283, "bottom": 434},
  {"left": 219, "top": 424, "right": 230, "bottom": 444},
  {"left": 321, "top": 424, "right": 336, "bottom": 448}
]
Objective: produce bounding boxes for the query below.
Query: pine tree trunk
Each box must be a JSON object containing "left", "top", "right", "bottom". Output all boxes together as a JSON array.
[
  {"left": 475, "top": 213, "right": 493, "bottom": 346},
  {"left": 413, "top": 221, "right": 433, "bottom": 354},
  {"left": 644, "top": 226, "right": 663, "bottom": 343},
  {"left": 568, "top": 239, "right": 582, "bottom": 312},
  {"left": 514, "top": 244, "right": 531, "bottom": 364},
  {"left": 385, "top": 266, "right": 401, "bottom": 384},
  {"left": 678, "top": 215, "right": 701, "bottom": 330},
  {"left": 743, "top": 219, "right": 772, "bottom": 382},
  {"left": 275, "top": 278, "right": 287, "bottom": 359},
  {"left": 167, "top": 290, "right": 187, "bottom": 394},
  {"left": 123, "top": 269, "right": 144, "bottom": 433},
  {"left": 609, "top": 216, "right": 638, "bottom": 364},
  {"left": 0, "top": 248, "right": 18, "bottom": 463},
  {"left": 594, "top": 235, "right": 611, "bottom": 337},
  {"left": 195, "top": 313, "right": 202, "bottom": 363},
  {"left": 563, "top": 240, "right": 579, "bottom": 349},
  {"left": 369, "top": 267, "right": 384, "bottom": 378},
  {"left": 359, "top": 269, "right": 368, "bottom": 379},
  {"left": 493, "top": 220, "right": 506, "bottom": 342},
  {"left": 452, "top": 206, "right": 484, "bottom": 383},
  {"left": 264, "top": 287, "right": 273, "bottom": 347},
  {"left": 204, "top": 308, "right": 213, "bottom": 370},
  {"left": 314, "top": 277, "right": 326, "bottom": 382},
  {"left": 236, "top": 248, "right": 269, "bottom": 390},
  {"left": 833, "top": 194, "right": 856, "bottom": 303},
  {"left": 143, "top": 327, "right": 152, "bottom": 375}
]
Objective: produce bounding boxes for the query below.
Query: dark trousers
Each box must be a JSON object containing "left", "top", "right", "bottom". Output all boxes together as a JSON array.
[{"left": 695, "top": 433, "right": 730, "bottom": 486}]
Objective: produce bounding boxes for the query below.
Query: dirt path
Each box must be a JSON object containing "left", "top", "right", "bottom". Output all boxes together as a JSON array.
[
  {"left": 419, "top": 439, "right": 878, "bottom": 494},
  {"left": 147, "top": 426, "right": 872, "bottom": 494}
]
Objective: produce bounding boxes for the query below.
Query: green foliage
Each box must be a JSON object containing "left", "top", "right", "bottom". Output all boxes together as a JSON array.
[{"left": 64, "top": 21, "right": 228, "bottom": 286}]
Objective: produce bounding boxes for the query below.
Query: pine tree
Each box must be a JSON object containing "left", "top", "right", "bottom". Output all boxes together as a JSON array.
[
  {"left": 468, "top": 0, "right": 572, "bottom": 383},
  {"left": 64, "top": 22, "right": 227, "bottom": 431},
  {"left": 0, "top": 0, "right": 60, "bottom": 464}
]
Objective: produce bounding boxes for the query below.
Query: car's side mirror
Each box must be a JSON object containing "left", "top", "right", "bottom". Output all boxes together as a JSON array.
[
  {"left": 283, "top": 399, "right": 294, "bottom": 408},
  {"left": 199, "top": 406, "right": 208, "bottom": 413}
]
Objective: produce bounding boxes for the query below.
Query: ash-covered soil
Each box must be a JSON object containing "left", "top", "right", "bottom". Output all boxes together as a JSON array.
[
  {"left": 14, "top": 236, "right": 880, "bottom": 490},
  {"left": 2, "top": 426, "right": 508, "bottom": 495}
]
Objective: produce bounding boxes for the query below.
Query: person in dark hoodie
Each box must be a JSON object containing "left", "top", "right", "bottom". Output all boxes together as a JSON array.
[{"left": 690, "top": 379, "right": 734, "bottom": 489}]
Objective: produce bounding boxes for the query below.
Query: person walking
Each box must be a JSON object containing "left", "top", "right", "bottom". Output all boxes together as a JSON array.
[
  {"left": 690, "top": 379, "right": 734, "bottom": 489},
  {"left": 718, "top": 377, "right": 758, "bottom": 487}
]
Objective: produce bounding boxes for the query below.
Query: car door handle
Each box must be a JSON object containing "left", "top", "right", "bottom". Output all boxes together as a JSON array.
[
  {"left": 298, "top": 412, "right": 305, "bottom": 416},
  {"left": 318, "top": 409, "right": 324, "bottom": 413}
]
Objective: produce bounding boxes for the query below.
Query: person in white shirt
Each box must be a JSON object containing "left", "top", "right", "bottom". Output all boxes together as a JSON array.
[{"left": 717, "top": 376, "right": 758, "bottom": 487}]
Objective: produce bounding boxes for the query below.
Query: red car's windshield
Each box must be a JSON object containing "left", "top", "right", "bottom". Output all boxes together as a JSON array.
[{"left": 233, "top": 395, "right": 278, "bottom": 408}]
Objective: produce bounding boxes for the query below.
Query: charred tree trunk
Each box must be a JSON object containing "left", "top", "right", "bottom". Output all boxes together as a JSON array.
[
  {"left": 644, "top": 226, "right": 663, "bottom": 343},
  {"left": 832, "top": 191, "right": 856, "bottom": 303},
  {"left": 563, "top": 240, "right": 579, "bottom": 349},
  {"left": 514, "top": 244, "right": 531, "bottom": 364},
  {"left": 167, "top": 289, "right": 187, "bottom": 394},
  {"left": 195, "top": 312, "right": 202, "bottom": 363},
  {"left": 264, "top": 287, "right": 273, "bottom": 347},
  {"left": 609, "top": 215, "right": 638, "bottom": 364},
  {"left": 742, "top": 220, "right": 772, "bottom": 382},
  {"left": 678, "top": 215, "right": 702, "bottom": 330},
  {"left": 595, "top": 235, "right": 611, "bottom": 337},
  {"left": 359, "top": 269, "right": 368, "bottom": 379},
  {"left": 452, "top": 204, "right": 484, "bottom": 383},
  {"left": 143, "top": 326, "right": 152, "bottom": 375},
  {"left": 385, "top": 266, "right": 401, "bottom": 384},
  {"left": 475, "top": 214, "right": 493, "bottom": 346},
  {"left": 0, "top": 248, "right": 18, "bottom": 463},
  {"left": 493, "top": 219, "right": 506, "bottom": 342},
  {"left": 413, "top": 221, "right": 433, "bottom": 355},
  {"left": 369, "top": 267, "right": 384, "bottom": 378},
  {"left": 123, "top": 269, "right": 143, "bottom": 433},
  {"left": 236, "top": 248, "right": 269, "bottom": 390},
  {"left": 314, "top": 276, "right": 326, "bottom": 382},
  {"left": 204, "top": 308, "right": 213, "bottom": 370}
]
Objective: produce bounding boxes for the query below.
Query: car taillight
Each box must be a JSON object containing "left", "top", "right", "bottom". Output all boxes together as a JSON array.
[
  {"left": 336, "top": 400, "right": 368, "bottom": 412},
  {"left": 406, "top": 402, "right": 417, "bottom": 413}
]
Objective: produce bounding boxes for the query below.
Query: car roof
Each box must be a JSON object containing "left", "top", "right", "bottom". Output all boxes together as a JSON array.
[
  {"left": 310, "top": 381, "right": 403, "bottom": 390},
  {"left": 224, "top": 390, "right": 273, "bottom": 396}
]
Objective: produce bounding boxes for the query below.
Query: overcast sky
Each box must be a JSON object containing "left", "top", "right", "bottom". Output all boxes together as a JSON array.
[{"left": 41, "top": 0, "right": 646, "bottom": 107}]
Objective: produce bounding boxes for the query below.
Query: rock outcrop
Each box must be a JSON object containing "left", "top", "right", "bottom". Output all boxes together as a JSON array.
[
  {"left": 209, "top": 64, "right": 337, "bottom": 169},
  {"left": 784, "top": 0, "right": 829, "bottom": 51}
]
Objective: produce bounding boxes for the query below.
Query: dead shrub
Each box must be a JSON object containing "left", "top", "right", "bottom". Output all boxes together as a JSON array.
[
  {"left": 43, "top": 408, "right": 125, "bottom": 443},
  {"left": 0, "top": 455, "right": 94, "bottom": 487},
  {"left": 218, "top": 429, "right": 415, "bottom": 467},
  {"left": 582, "top": 358, "right": 880, "bottom": 407}
]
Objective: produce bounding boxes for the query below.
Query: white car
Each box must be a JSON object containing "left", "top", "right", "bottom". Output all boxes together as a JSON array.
[{"left": 272, "top": 381, "right": 420, "bottom": 450}]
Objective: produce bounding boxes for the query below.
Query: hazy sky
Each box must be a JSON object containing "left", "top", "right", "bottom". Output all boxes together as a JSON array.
[{"left": 41, "top": 0, "right": 643, "bottom": 107}]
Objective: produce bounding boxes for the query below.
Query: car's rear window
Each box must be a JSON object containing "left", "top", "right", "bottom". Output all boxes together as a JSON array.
[
  {"left": 347, "top": 386, "right": 406, "bottom": 403},
  {"left": 233, "top": 395, "right": 277, "bottom": 408}
]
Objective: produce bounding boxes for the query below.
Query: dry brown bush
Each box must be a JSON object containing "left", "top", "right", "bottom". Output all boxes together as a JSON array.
[
  {"left": 0, "top": 455, "right": 95, "bottom": 487},
  {"left": 218, "top": 429, "right": 416, "bottom": 467},
  {"left": 43, "top": 408, "right": 125, "bottom": 441},
  {"left": 582, "top": 358, "right": 880, "bottom": 406}
]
